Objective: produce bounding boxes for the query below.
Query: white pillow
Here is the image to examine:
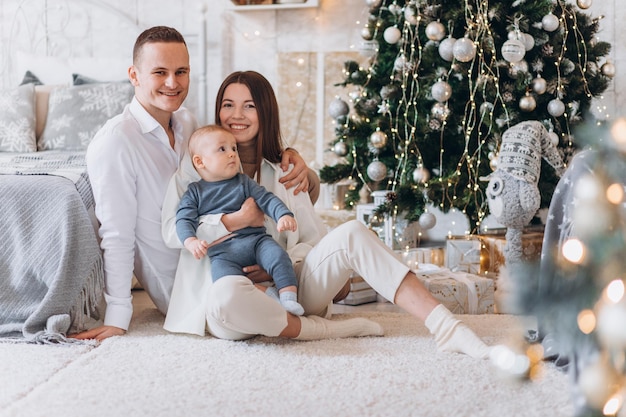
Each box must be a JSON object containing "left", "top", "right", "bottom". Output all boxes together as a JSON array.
[
  {"left": 0, "top": 84, "right": 37, "bottom": 152},
  {"left": 38, "top": 82, "right": 133, "bottom": 151}
]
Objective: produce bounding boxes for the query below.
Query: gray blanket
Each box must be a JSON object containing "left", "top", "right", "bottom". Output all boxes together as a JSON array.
[{"left": 0, "top": 154, "right": 103, "bottom": 343}]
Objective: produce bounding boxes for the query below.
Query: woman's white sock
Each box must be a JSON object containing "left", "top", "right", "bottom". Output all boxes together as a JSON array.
[
  {"left": 295, "top": 315, "right": 384, "bottom": 340},
  {"left": 425, "top": 304, "right": 491, "bottom": 359}
]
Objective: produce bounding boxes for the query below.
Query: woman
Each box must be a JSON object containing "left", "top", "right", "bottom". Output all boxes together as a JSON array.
[{"left": 161, "top": 71, "right": 491, "bottom": 359}]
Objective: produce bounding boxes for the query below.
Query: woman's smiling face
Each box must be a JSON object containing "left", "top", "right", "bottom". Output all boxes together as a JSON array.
[{"left": 218, "top": 83, "right": 259, "bottom": 147}]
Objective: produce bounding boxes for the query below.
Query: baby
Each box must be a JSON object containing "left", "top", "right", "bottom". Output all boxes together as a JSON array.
[{"left": 176, "top": 125, "right": 304, "bottom": 315}]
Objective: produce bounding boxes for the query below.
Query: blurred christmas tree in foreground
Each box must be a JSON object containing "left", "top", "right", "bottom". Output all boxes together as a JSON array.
[{"left": 320, "top": 0, "right": 613, "bottom": 231}]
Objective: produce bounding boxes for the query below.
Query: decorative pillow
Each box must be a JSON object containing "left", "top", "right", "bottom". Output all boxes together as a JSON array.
[
  {"left": 72, "top": 73, "right": 130, "bottom": 86},
  {"left": 0, "top": 84, "right": 37, "bottom": 152},
  {"left": 20, "top": 71, "right": 43, "bottom": 86},
  {"left": 38, "top": 82, "right": 134, "bottom": 151}
]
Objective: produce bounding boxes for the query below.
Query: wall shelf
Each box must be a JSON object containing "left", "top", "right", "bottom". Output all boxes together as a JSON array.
[{"left": 228, "top": 0, "right": 318, "bottom": 11}]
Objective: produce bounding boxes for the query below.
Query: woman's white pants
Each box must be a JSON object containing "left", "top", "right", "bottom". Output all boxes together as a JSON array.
[{"left": 205, "top": 220, "right": 409, "bottom": 340}]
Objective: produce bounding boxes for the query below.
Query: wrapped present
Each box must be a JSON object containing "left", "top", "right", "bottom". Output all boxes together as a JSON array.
[
  {"left": 445, "top": 235, "right": 482, "bottom": 274},
  {"left": 336, "top": 274, "right": 378, "bottom": 306},
  {"left": 415, "top": 266, "right": 495, "bottom": 314},
  {"left": 479, "top": 231, "right": 544, "bottom": 277},
  {"left": 395, "top": 246, "right": 445, "bottom": 269}
]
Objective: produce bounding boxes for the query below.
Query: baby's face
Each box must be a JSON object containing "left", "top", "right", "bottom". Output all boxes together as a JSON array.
[{"left": 194, "top": 131, "right": 240, "bottom": 182}]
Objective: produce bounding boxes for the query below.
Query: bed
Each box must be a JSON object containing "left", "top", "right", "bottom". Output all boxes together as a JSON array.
[{"left": 0, "top": 0, "right": 207, "bottom": 342}]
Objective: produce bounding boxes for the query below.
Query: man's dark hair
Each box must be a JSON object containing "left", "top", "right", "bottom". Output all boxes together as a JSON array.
[{"left": 133, "top": 26, "right": 187, "bottom": 64}]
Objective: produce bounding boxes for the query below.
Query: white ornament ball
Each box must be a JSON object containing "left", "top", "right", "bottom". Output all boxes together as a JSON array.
[
  {"left": 438, "top": 37, "right": 456, "bottom": 62},
  {"left": 542, "top": 13, "right": 560, "bottom": 32},
  {"left": 328, "top": 98, "right": 350, "bottom": 119},
  {"left": 404, "top": 5, "right": 418, "bottom": 25},
  {"left": 418, "top": 212, "right": 437, "bottom": 230},
  {"left": 547, "top": 98, "right": 565, "bottom": 117},
  {"left": 365, "top": 0, "right": 382, "bottom": 7},
  {"left": 577, "top": 0, "right": 592, "bottom": 9},
  {"left": 453, "top": 37, "right": 476, "bottom": 63},
  {"left": 412, "top": 166, "right": 430, "bottom": 183},
  {"left": 333, "top": 141, "right": 348, "bottom": 156},
  {"left": 501, "top": 39, "right": 526, "bottom": 63},
  {"left": 602, "top": 61, "right": 616, "bottom": 78},
  {"left": 370, "top": 130, "right": 388, "bottom": 149},
  {"left": 522, "top": 33, "right": 535, "bottom": 51},
  {"left": 519, "top": 94, "right": 536, "bottom": 112},
  {"left": 425, "top": 21, "right": 446, "bottom": 41},
  {"left": 578, "top": 359, "right": 621, "bottom": 409},
  {"left": 489, "top": 158, "right": 498, "bottom": 171},
  {"left": 532, "top": 76, "right": 547, "bottom": 94},
  {"left": 383, "top": 26, "right": 402, "bottom": 44},
  {"left": 388, "top": 3, "right": 401, "bottom": 15},
  {"left": 367, "top": 160, "right": 387, "bottom": 182},
  {"left": 597, "top": 302, "right": 626, "bottom": 349},
  {"left": 431, "top": 80, "right": 452, "bottom": 102}
]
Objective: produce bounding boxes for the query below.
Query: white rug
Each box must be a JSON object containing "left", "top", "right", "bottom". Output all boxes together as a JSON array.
[{"left": 0, "top": 306, "right": 574, "bottom": 417}]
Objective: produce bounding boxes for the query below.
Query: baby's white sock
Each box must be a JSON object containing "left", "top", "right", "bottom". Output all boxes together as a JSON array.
[
  {"left": 295, "top": 315, "right": 384, "bottom": 340},
  {"left": 279, "top": 291, "right": 304, "bottom": 316},
  {"left": 424, "top": 304, "right": 491, "bottom": 359}
]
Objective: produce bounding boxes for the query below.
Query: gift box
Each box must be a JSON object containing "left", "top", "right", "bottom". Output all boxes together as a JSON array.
[
  {"left": 395, "top": 246, "right": 445, "bottom": 269},
  {"left": 445, "top": 235, "right": 482, "bottom": 274},
  {"left": 479, "top": 231, "right": 544, "bottom": 277},
  {"left": 415, "top": 267, "right": 495, "bottom": 314},
  {"left": 336, "top": 274, "right": 378, "bottom": 306}
]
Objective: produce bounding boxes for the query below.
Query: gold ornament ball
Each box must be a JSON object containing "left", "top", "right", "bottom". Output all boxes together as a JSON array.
[
  {"left": 519, "top": 94, "right": 536, "bottom": 112},
  {"left": 602, "top": 61, "right": 616, "bottom": 78},
  {"left": 370, "top": 130, "right": 388, "bottom": 149},
  {"left": 577, "top": 0, "right": 592, "bottom": 9}
]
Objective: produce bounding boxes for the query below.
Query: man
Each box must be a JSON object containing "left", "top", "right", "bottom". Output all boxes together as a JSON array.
[{"left": 75, "top": 27, "right": 314, "bottom": 341}]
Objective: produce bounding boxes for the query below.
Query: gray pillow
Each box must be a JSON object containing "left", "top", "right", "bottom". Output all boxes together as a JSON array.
[
  {"left": 38, "top": 82, "right": 133, "bottom": 151},
  {"left": 0, "top": 83, "right": 37, "bottom": 152}
]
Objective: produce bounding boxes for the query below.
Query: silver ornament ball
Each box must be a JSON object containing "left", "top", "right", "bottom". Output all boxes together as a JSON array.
[
  {"left": 438, "top": 37, "right": 456, "bottom": 62},
  {"left": 383, "top": 26, "right": 402, "bottom": 44},
  {"left": 453, "top": 37, "right": 476, "bottom": 63},
  {"left": 548, "top": 98, "right": 565, "bottom": 117},
  {"left": 328, "top": 98, "right": 350, "bottom": 119},
  {"left": 548, "top": 131, "right": 559, "bottom": 146},
  {"left": 532, "top": 76, "right": 547, "bottom": 94},
  {"left": 418, "top": 212, "right": 437, "bottom": 230},
  {"left": 361, "top": 26, "right": 373, "bottom": 41},
  {"left": 431, "top": 80, "right": 452, "bottom": 102},
  {"left": 367, "top": 160, "right": 387, "bottom": 182},
  {"left": 501, "top": 39, "right": 526, "bottom": 63},
  {"left": 425, "top": 21, "right": 446, "bottom": 41},
  {"left": 542, "top": 13, "right": 560, "bottom": 32},
  {"left": 577, "top": 0, "right": 592, "bottom": 9},
  {"left": 333, "top": 141, "right": 348, "bottom": 156},
  {"left": 522, "top": 33, "right": 535, "bottom": 51}
]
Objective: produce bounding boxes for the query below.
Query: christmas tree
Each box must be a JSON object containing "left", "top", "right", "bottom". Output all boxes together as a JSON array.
[{"left": 320, "top": 0, "right": 613, "bottom": 232}]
